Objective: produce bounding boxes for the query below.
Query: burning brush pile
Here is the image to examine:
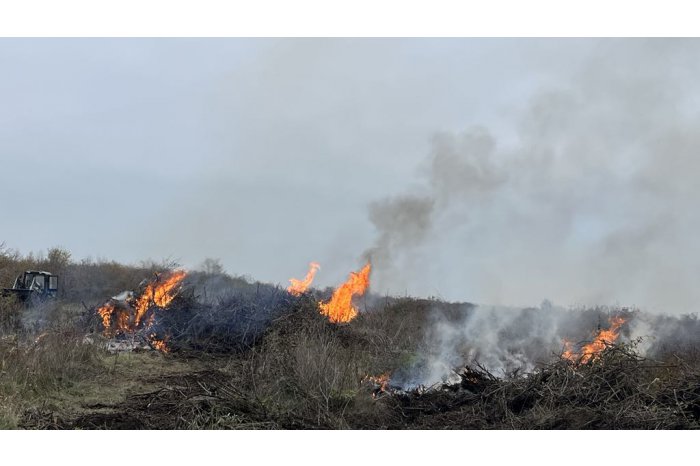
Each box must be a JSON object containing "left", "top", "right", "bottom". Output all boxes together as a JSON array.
[
  {"left": 92, "top": 269, "right": 303, "bottom": 353},
  {"left": 90, "top": 259, "right": 374, "bottom": 354},
  {"left": 363, "top": 313, "right": 634, "bottom": 396},
  {"left": 76, "top": 261, "right": 699, "bottom": 429},
  {"left": 79, "top": 291, "right": 699, "bottom": 429},
  {"left": 369, "top": 344, "right": 700, "bottom": 429},
  {"left": 288, "top": 261, "right": 372, "bottom": 323},
  {"left": 96, "top": 270, "right": 187, "bottom": 352}
]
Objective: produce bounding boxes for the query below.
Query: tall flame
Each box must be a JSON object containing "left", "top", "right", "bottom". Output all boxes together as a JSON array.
[
  {"left": 133, "top": 270, "right": 187, "bottom": 327},
  {"left": 319, "top": 263, "right": 371, "bottom": 323},
  {"left": 96, "top": 270, "right": 187, "bottom": 352},
  {"left": 97, "top": 302, "right": 114, "bottom": 331},
  {"left": 562, "top": 315, "right": 626, "bottom": 364},
  {"left": 287, "top": 262, "right": 320, "bottom": 296},
  {"left": 96, "top": 302, "right": 133, "bottom": 337}
]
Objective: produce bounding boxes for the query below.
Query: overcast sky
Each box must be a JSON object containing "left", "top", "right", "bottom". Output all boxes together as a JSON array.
[{"left": 2, "top": 39, "right": 699, "bottom": 313}]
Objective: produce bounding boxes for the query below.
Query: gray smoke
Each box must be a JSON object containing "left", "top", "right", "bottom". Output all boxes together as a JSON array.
[
  {"left": 365, "top": 40, "right": 700, "bottom": 313},
  {"left": 392, "top": 304, "right": 699, "bottom": 388},
  {"left": 391, "top": 303, "right": 571, "bottom": 387},
  {"left": 364, "top": 195, "right": 434, "bottom": 289}
]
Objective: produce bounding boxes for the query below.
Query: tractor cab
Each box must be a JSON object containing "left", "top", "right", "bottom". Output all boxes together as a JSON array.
[{"left": 2, "top": 270, "right": 58, "bottom": 303}]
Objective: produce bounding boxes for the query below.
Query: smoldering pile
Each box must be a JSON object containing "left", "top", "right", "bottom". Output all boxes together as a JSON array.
[
  {"left": 371, "top": 301, "right": 700, "bottom": 392},
  {"left": 72, "top": 269, "right": 700, "bottom": 429},
  {"left": 358, "top": 303, "right": 700, "bottom": 429},
  {"left": 372, "top": 344, "right": 700, "bottom": 429}
]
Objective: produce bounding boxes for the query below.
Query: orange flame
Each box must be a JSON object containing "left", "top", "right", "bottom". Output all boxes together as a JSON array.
[
  {"left": 364, "top": 373, "right": 390, "bottom": 390},
  {"left": 287, "top": 262, "right": 320, "bottom": 296},
  {"left": 562, "top": 338, "right": 576, "bottom": 361},
  {"left": 115, "top": 308, "right": 131, "bottom": 333},
  {"left": 148, "top": 333, "right": 170, "bottom": 353},
  {"left": 319, "top": 263, "right": 371, "bottom": 323},
  {"left": 363, "top": 372, "right": 391, "bottom": 398},
  {"left": 562, "top": 315, "right": 626, "bottom": 364},
  {"left": 96, "top": 270, "right": 186, "bottom": 351},
  {"left": 97, "top": 302, "right": 115, "bottom": 332},
  {"left": 133, "top": 270, "right": 187, "bottom": 327}
]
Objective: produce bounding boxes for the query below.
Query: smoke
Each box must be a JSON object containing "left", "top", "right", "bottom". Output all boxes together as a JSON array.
[
  {"left": 392, "top": 303, "right": 700, "bottom": 388},
  {"left": 364, "top": 195, "right": 434, "bottom": 287},
  {"left": 391, "top": 303, "right": 567, "bottom": 387},
  {"left": 365, "top": 40, "right": 700, "bottom": 313}
]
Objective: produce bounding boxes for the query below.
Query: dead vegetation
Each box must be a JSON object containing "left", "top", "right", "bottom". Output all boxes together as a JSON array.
[
  {"left": 1, "top": 247, "right": 699, "bottom": 429},
  {"left": 0, "top": 328, "right": 104, "bottom": 428},
  {"left": 11, "top": 302, "right": 700, "bottom": 430},
  {"left": 384, "top": 345, "right": 700, "bottom": 429}
]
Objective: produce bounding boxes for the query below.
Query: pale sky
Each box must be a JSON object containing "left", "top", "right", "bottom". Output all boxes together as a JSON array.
[{"left": 3, "top": 39, "right": 699, "bottom": 313}]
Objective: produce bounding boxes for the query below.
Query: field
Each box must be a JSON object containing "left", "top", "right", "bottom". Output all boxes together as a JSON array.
[{"left": 1, "top": 247, "right": 699, "bottom": 429}]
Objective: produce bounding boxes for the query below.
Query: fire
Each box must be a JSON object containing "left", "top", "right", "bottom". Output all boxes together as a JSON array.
[
  {"left": 148, "top": 333, "right": 170, "bottom": 353},
  {"left": 562, "top": 315, "right": 626, "bottom": 364},
  {"left": 133, "top": 270, "right": 187, "bottom": 327},
  {"left": 319, "top": 263, "right": 371, "bottom": 323},
  {"left": 97, "top": 302, "right": 114, "bottom": 330},
  {"left": 365, "top": 373, "right": 390, "bottom": 391},
  {"left": 115, "top": 308, "right": 131, "bottom": 332},
  {"left": 562, "top": 338, "right": 576, "bottom": 361},
  {"left": 96, "top": 302, "right": 133, "bottom": 337},
  {"left": 363, "top": 372, "right": 391, "bottom": 398},
  {"left": 95, "top": 270, "right": 186, "bottom": 351},
  {"left": 287, "top": 262, "right": 320, "bottom": 296}
]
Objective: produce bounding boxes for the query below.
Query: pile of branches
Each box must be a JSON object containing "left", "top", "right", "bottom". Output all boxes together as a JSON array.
[
  {"left": 150, "top": 284, "right": 306, "bottom": 354},
  {"left": 82, "top": 279, "right": 309, "bottom": 354},
  {"left": 381, "top": 344, "right": 700, "bottom": 429}
]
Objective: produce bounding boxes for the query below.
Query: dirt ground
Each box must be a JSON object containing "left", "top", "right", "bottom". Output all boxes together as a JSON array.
[{"left": 17, "top": 351, "right": 221, "bottom": 429}]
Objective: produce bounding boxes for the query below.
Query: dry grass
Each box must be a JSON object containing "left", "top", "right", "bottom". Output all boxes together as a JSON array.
[
  {"left": 3, "top": 296, "right": 699, "bottom": 429},
  {"left": 384, "top": 344, "right": 700, "bottom": 429},
  {"left": 1, "top": 250, "right": 698, "bottom": 429},
  {"left": 0, "top": 329, "right": 104, "bottom": 428}
]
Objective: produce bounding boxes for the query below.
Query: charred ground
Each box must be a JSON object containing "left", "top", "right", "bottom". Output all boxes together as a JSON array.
[{"left": 1, "top": 247, "right": 699, "bottom": 429}]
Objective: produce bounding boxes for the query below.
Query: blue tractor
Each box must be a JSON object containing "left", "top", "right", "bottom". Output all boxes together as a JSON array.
[{"left": 1, "top": 270, "right": 59, "bottom": 304}]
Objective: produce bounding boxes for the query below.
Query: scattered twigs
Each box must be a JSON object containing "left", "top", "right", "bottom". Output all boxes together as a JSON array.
[{"left": 380, "top": 343, "right": 700, "bottom": 429}]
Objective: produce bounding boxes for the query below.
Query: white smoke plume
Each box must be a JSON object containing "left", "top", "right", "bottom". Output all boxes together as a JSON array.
[
  {"left": 365, "top": 40, "right": 700, "bottom": 314},
  {"left": 391, "top": 303, "right": 699, "bottom": 388}
]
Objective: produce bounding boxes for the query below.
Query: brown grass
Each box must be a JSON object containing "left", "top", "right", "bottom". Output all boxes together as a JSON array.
[
  {"left": 1, "top": 248, "right": 698, "bottom": 429},
  {"left": 3, "top": 296, "right": 699, "bottom": 429}
]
